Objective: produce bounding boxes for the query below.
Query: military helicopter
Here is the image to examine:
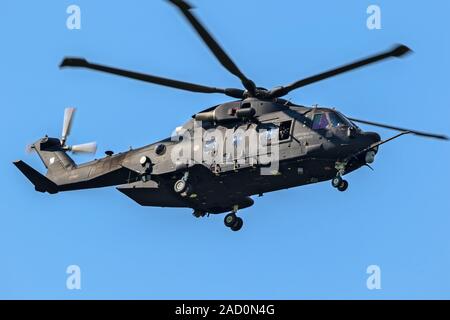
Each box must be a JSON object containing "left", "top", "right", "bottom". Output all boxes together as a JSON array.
[{"left": 14, "top": 0, "right": 447, "bottom": 231}]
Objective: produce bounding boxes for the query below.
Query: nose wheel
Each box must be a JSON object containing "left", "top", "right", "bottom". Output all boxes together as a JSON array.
[
  {"left": 332, "top": 162, "right": 349, "bottom": 192},
  {"left": 331, "top": 175, "right": 349, "bottom": 192},
  {"left": 224, "top": 206, "right": 244, "bottom": 231}
]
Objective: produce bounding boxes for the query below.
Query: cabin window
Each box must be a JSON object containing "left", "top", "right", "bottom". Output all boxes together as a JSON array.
[
  {"left": 279, "top": 120, "right": 292, "bottom": 140},
  {"left": 155, "top": 143, "right": 166, "bottom": 155},
  {"left": 312, "top": 113, "right": 328, "bottom": 130}
]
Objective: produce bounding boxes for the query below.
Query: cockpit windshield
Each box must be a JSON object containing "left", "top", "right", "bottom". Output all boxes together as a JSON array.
[
  {"left": 311, "top": 111, "right": 357, "bottom": 130},
  {"left": 328, "top": 112, "right": 354, "bottom": 128}
]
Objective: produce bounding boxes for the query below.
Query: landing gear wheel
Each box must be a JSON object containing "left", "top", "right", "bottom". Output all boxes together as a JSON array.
[
  {"left": 337, "top": 180, "right": 349, "bottom": 192},
  {"left": 332, "top": 176, "right": 343, "bottom": 188},
  {"left": 230, "top": 217, "right": 243, "bottom": 232},
  {"left": 224, "top": 213, "right": 237, "bottom": 227},
  {"left": 174, "top": 179, "right": 187, "bottom": 193},
  {"left": 180, "top": 184, "right": 192, "bottom": 197}
]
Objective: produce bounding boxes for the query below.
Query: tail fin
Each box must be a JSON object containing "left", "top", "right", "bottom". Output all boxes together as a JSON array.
[
  {"left": 31, "top": 137, "right": 75, "bottom": 173},
  {"left": 13, "top": 160, "right": 58, "bottom": 194},
  {"left": 17, "top": 137, "right": 75, "bottom": 193}
]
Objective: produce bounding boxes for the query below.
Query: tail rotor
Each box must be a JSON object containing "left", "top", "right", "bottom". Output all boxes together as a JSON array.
[
  {"left": 25, "top": 107, "right": 97, "bottom": 155},
  {"left": 61, "top": 107, "right": 76, "bottom": 146},
  {"left": 68, "top": 141, "right": 98, "bottom": 154},
  {"left": 60, "top": 107, "right": 97, "bottom": 154}
]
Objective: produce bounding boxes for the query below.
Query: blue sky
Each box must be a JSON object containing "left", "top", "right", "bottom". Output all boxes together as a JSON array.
[{"left": 1, "top": 0, "right": 449, "bottom": 299}]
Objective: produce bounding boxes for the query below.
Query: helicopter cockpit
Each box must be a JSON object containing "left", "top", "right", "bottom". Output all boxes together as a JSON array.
[{"left": 311, "top": 110, "right": 357, "bottom": 130}]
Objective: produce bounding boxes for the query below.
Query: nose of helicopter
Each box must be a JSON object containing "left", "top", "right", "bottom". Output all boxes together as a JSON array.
[
  {"left": 365, "top": 131, "right": 381, "bottom": 144},
  {"left": 361, "top": 132, "right": 380, "bottom": 164}
]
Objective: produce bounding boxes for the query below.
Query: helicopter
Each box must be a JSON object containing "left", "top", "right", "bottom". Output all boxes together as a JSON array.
[{"left": 14, "top": 0, "right": 448, "bottom": 231}]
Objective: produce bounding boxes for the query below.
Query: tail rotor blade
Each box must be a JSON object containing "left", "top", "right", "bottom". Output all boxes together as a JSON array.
[
  {"left": 25, "top": 144, "right": 35, "bottom": 154},
  {"left": 70, "top": 142, "right": 97, "bottom": 154},
  {"left": 62, "top": 107, "right": 76, "bottom": 144}
]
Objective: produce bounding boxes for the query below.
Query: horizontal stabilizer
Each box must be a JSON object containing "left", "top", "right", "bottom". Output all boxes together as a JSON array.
[
  {"left": 117, "top": 180, "right": 186, "bottom": 207},
  {"left": 13, "top": 160, "right": 58, "bottom": 194}
]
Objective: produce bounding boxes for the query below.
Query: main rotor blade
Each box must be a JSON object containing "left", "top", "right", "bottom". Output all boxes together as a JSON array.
[
  {"left": 60, "top": 57, "right": 245, "bottom": 99},
  {"left": 167, "top": 0, "right": 256, "bottom": 95},
  {"left": 268, "top": 44, "right": 412, "bottom": 98},
  {"left": 62, "top": 107, "right": 76, "bottom": 144},
  {"left": 348, "top": 117, "right": 449, "bottom": 140},
  {"left": 70, "top": 142, "right": 98, "bottom": 154}
]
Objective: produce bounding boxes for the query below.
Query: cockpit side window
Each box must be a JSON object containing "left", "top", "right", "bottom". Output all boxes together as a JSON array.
[{"left": 312, "top": 113, "right": 329, "bottom": 130}]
